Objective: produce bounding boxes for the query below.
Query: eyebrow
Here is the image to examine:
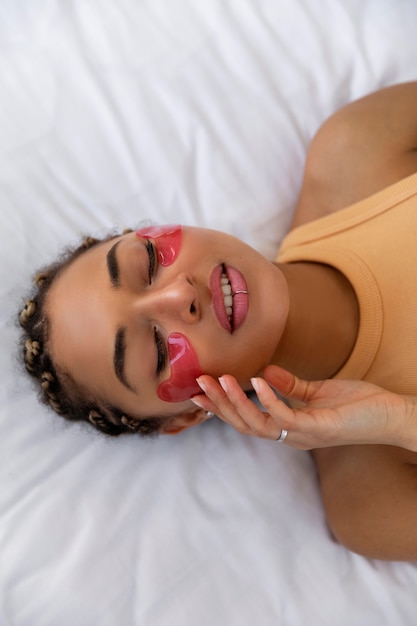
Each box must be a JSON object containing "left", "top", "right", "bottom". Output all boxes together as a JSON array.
[
  {"left": 106, "top": 243, "right": 137, "bottom": 392},
  {"left": 106, "top": 241, "right": 121, "bottom": 288},
  {"left": 114, "top": 327, "right": 137, "bottom": 393}
]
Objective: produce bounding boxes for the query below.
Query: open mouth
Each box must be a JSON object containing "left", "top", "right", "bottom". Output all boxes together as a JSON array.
[{"left": 209, "top": 264, "right": 249, "bottom": 333}]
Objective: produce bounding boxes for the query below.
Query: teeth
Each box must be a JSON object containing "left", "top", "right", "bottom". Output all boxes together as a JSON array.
[{"left": 221, "top": 272, "right": 233, "bottom": 323}]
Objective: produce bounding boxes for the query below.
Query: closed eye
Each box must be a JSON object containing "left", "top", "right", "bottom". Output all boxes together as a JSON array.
[
  {"left": 154, "top": 328, "right": 167, "bottom": 375},
  {"left": 146, "top": 240, "right": 156, "bottom": 283},
  {"left": 143, "top": 240, "right": 166, "bottom": 375}
]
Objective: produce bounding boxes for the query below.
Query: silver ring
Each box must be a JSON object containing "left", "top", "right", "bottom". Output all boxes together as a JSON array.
[
  {"left": 232, "top": 290, "right": 248, "bottom": 296},
  {"left": 276, "top": 429, "right": 288, "bottom": 443}
]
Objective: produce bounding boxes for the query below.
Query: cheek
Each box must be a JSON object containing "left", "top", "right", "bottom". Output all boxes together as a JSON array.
[
  {"left": 135, "top": 225, "right": 182, "bottom": 266},
  {"left": 157, "top": 332, "right": 202, "bottom": 403}
]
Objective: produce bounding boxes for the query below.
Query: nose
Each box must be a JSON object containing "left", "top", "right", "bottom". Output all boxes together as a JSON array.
[{"left": 134, "top": 273, "right": 200, "bottom": 325}]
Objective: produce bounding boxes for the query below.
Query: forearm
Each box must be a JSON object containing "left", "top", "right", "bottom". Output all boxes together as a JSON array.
[{"left": 314, "top": 444, "right": 417, "bottom": 561}]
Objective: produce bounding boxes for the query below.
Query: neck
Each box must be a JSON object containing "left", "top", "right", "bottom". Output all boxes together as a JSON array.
[{"left": 271, "top": 262, "right": 359, "bottom": 380}]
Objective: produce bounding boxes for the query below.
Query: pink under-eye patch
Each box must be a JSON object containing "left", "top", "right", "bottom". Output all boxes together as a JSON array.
[
  {"left": 135, "top": 225, "right": 182, "bottom": 266},
  {"left": 157, "top": 332, "right": 203, "bottom": 403}
]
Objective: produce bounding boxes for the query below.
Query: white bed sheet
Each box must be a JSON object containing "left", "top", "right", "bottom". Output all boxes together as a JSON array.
[{"left": 1, "top": 1, "right": 417, "bottom": 624}]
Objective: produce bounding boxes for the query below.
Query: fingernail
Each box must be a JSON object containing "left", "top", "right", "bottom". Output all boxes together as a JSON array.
[
  {"left": 190, "top": 397, "right": 204, "bottom": 409},
  {"left": 251, "top": 377, "right": 261, "bottom": 394},
  {"left": 218, "top": 376, "right": 229, "bottom": 393},
  {"left": 196, "top": 377, "right": 207, "bottom": 393}
]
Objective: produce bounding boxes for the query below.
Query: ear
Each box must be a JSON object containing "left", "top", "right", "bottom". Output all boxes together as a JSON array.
[{"left": 159, "top": 408, "right": 212, "bottom": 435}]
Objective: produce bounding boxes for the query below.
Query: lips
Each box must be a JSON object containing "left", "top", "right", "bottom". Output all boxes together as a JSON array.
[{"left": 209, "top": 264, "right": 249, "bottom": 333}]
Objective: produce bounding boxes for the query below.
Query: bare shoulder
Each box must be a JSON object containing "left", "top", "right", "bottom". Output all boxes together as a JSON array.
[{"left": 293, "top": 82, "right": 417, "bottom": 228}]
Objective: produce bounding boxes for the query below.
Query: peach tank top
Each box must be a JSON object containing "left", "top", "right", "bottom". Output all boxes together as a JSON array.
[{"left": 277, "top": 172, "right": 417, "bottom": 394}]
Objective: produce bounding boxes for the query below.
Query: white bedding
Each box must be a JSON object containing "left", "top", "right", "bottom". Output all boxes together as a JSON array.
[{"left": 2, "top": 1, "right": 417, "bottom": 624}]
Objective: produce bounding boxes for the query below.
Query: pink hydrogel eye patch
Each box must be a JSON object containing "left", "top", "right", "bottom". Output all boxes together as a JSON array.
[
  {"left": 135, "top": 225, "right": 182, "bottom": 266},
  {"left": 157, "top": 332, "right": 203, "bottom": 403}
]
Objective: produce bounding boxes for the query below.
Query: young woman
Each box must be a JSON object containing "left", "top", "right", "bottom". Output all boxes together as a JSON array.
[{"left": 20, "top": 82, "right": 417, "bottom": 561}]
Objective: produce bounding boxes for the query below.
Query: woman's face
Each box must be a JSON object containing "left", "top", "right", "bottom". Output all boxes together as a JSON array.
[{"left": 47, "top": 226, "right": 289, "bottom": 427}]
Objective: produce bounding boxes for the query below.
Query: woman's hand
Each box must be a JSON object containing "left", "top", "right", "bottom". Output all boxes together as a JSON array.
[{"left": 192, "top": 365, "right": 417, "bottom": 451}]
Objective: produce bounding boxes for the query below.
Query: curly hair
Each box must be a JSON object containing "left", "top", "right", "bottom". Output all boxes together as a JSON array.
[{"left": 18, "top": 232, "right": 164, "bottom": 437}]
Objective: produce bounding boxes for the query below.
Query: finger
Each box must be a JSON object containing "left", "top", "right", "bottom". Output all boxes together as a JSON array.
[
  {"left": 262, "top": 365, "right": 323, "bottom": 404},
  {"left": 218, "top": 374, "right": 299, "bottom": 441},
  {"left": 218, "top": 375, "right": 279, "bottom": 438},
  {"left": 220, "top": 375, "right": 326, "bottom": 449},
  {"left": 250, "top": 376, "right": 295, "bottom": 430},
  {"left": 190, "top": 394, "right": 218, "bottom": 415},
  {"left": 251, "top": 375, "right": 337, "bottom": 447},
  {"left": 196, "top": 375, "right": 252, "bottom": 434},
  {"left": 202, "top": 374, "right": 282, "bottom": 439}
]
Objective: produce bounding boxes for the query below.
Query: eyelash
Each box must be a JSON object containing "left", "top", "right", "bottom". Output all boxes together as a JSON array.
[
  {"left": 146, "top": 239, "right": 156, "bottom": 283},
  {"left": 154, "top": 328, "right": 167, "bottom": 375},
  {"left": 145, "top": 240, "right": 166, "bottom": 375}
]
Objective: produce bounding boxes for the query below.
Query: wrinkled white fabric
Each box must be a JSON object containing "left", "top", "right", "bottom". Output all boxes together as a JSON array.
[{"left": 1, "top": 1, "right": 417, "bottom": 624}]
